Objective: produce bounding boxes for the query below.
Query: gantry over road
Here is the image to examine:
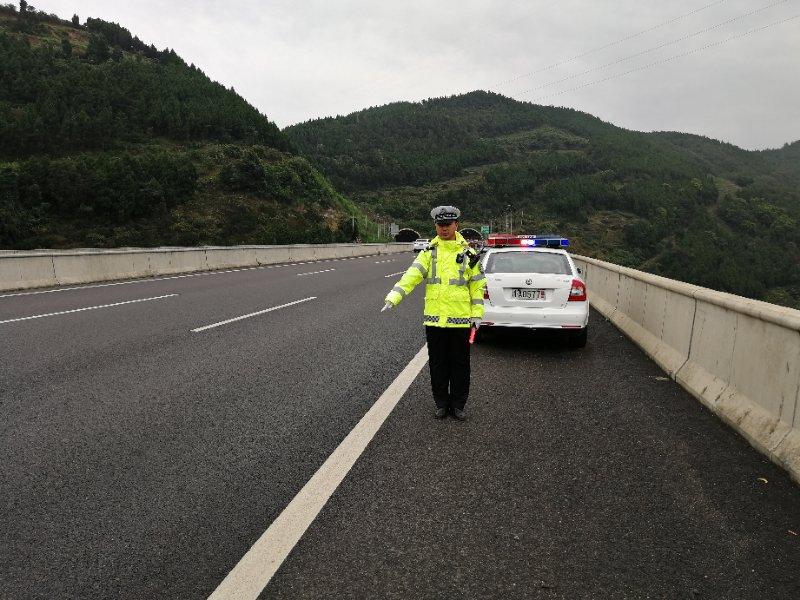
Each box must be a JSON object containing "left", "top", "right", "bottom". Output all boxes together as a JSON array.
[{"left": 2, "top": 252, "right": 799, "bottom": 599}]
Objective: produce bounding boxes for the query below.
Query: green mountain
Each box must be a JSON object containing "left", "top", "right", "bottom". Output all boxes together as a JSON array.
[
  {"left": 286, "top": 91, "right": 800, "bottom": 308},
  {"left": 0, "top": 4, "right": 368, "bottom": 249}
]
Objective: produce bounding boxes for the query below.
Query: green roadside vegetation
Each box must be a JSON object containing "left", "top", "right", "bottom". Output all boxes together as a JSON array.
[{"left": 0, "top": 3, "right": 378, "bottom": 249}]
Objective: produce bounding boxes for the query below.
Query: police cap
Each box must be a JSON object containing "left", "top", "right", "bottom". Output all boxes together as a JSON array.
[{"left": 431, "top": 205, "right": 461, "bottom": 224}]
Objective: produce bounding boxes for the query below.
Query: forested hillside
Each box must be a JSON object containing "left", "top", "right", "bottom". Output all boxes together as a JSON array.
[
  {"left": 287, "top": 92, "right": 800, "bottom": 308},
  {"left": 3, "top": 3, "right": 798, "bottom": 307},
  {"left": 0, "top": 3, "right": 367, "bottom": 248}
]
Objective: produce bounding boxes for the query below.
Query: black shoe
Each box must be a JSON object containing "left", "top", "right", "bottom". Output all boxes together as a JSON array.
[
  {"left": 434, "top": 408, "right": 447, "bottom": 419},
  {"left": 451, "top": 407, "right": 466, "bottom": 421}
]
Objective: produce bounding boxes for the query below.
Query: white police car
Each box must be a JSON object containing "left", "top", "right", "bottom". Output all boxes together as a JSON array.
[
  {"left": 412, "top": 238, "right": 430, "bottom": 252},
  {"left": 479, "top": 234, "right": 588, "bottom": 348}
]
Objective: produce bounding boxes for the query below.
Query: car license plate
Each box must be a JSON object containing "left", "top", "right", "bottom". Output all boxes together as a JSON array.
[{"left": 512, "top": 288, "right": 545, "bottom": 300}]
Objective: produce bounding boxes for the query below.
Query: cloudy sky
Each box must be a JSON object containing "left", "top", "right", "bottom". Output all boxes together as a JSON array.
[{"left": 36, "top": 0, "right": 800, "bottom": 149}]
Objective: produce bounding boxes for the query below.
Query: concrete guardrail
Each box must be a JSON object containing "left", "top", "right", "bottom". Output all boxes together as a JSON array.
[
  {"left": 572, "top": 254, "right": 800, "bottom": 485},
  {"left": 0, "top": 243, "right": 411, "bottom": 292}
]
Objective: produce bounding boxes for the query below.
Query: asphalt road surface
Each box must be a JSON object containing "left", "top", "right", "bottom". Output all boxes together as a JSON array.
[{"left": 1, "top": 253, "right": 798, "bottom": 599}]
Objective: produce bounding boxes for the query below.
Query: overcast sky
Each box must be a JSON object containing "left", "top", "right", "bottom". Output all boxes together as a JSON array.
[{"left": 36, "top": 0, "right": 800, "bottom": 149}]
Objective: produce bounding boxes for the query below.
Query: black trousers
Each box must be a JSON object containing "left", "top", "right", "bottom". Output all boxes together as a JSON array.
[{"left": 425, "top": 325, "right": 471, "bottom": 411}]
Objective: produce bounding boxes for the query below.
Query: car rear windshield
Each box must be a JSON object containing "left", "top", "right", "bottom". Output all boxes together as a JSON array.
[{"left": 485, "top": 251, "right": 572, "bottom": 275}]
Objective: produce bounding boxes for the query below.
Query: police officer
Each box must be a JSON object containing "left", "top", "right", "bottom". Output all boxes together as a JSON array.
[{"left": 382, "top": 206, "right": 486, "bottom": 420}]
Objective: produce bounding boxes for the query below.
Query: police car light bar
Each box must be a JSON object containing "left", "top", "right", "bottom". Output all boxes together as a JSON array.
[{"left": 486, "top": 234, "right": 569, "bottom": 248}]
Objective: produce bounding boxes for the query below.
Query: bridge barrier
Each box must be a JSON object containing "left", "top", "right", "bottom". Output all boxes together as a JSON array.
[
  {"left": 254, "top": 246, "right": 291, "bottom": 265},
  {"left": 287, "top": 245, "right": 318, "bottom": 262},
  {"left": 0, "top": 243, "right": 410, "bottom": 293},
  {"left": 0, "top": 254, "right": 58, "bottom": 290},
  {"left": 52, "top": 251, "right": 152, "bottom": 286},
  {"left": 148, "top": 249, "right": 208, "bottom": 275},
  {"left": 204, "top": 247, "right": 251, "bottom": 271},
  {"left": 573, "top": 254, "right": 800, "bottom": 485}
]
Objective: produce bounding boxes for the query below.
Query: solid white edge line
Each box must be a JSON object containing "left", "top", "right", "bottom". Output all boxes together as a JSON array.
[
  {"left": 0, "top": 294, "right": 179, "bottom": 325},
  {"left": 191, "top": 297, "right": 316, "bottom": 332},
  {"left": 207, "top": 344, "right": 429, "bottom": 600}
]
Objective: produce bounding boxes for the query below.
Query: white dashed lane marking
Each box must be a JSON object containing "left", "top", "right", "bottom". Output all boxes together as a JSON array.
[
  {"left": 296, "top": 269, "right": 336, "bottom": 277},
  {"left": 191, "top": 297, "right": 317, "bottom": 332},
  {"left": 0, "top": 294, "right": 179, "bottom": 325}
]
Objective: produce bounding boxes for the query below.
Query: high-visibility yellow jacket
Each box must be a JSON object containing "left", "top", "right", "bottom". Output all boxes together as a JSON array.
[{"left": 385, "top": 232, "right": 486, "bottom": 328}]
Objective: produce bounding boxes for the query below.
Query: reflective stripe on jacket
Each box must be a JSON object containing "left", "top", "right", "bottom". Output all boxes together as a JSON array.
[{"left": 385, "top": 232, "right": 486, "bottom": 328}]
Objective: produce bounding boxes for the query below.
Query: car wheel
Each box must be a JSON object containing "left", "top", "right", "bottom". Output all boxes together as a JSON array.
[{"left": 568, "top": 327, "right": 587, "bottom": 349}]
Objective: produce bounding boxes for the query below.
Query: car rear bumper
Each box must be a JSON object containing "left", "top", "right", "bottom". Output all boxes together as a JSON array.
[{"left": 482, "top": 302, "right": 589, "bottom": 329}]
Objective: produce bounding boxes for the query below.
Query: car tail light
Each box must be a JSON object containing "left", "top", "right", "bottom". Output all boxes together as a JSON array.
[
  {"left": 568, "top": 279, "right": 586, "bottom": 301},
  {"left": 483, "top": 288, "right": 490, "bottom": 300}
]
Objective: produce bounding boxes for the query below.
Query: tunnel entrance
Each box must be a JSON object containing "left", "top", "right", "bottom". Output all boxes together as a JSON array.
[
  {"left": 395, "top": 228, "right": 420, "bottom": 242},
  {"left": 459, "top": 228, "right": 482, "bottom": 241}
]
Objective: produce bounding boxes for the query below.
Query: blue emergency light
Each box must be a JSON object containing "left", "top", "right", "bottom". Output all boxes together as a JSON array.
[{"left": 533, "top": 237, "right": 570, "bottom": 248}]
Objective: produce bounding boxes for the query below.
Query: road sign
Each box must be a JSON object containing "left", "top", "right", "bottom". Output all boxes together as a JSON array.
[
  {"left": 480, "top": 225, "right": 490, "bottom": 235},
  {"left": 389, "top": 223, "right": 399, "bottom": 236}
]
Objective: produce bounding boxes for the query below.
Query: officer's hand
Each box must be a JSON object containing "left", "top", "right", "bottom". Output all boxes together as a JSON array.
[
  {"left": 471, "top": 317, "right": 482, "bottom": 329},
  {"left": 381, "top": 302, "right": 393, "bottom": 312}
]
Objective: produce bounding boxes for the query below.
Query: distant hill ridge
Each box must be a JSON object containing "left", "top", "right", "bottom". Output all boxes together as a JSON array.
[{"left": 286, "top": 91, "right": 800, "bottom": 308}]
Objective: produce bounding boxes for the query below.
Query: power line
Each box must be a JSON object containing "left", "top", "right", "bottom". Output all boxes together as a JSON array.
[
  {"left": 517, "top": 0, "right": 789, "bottom": 96},
  {"left": 529, "top": 13, "right": 800, "bottom": 103},
  {"left": 494, "top": 0, "right": 730, "bottom": 89}
]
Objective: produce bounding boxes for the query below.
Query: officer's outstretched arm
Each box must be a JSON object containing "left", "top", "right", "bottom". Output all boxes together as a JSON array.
[
  {"left": 384, "top": 251, "right": 431, "bottom": 306},
  {"left": 467, "top": 262, "right": 487, "bottom": 319}
]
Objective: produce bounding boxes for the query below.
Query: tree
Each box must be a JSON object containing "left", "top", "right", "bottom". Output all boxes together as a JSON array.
[
  {"left": 71, "top": 14, "right": 79, "bottom": 26},
  {"left": 60, "top": 36, "right": 72, "bottom": 58},
  {"left": 85, "top": 34, "right": 110, "bottom": 63}
]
